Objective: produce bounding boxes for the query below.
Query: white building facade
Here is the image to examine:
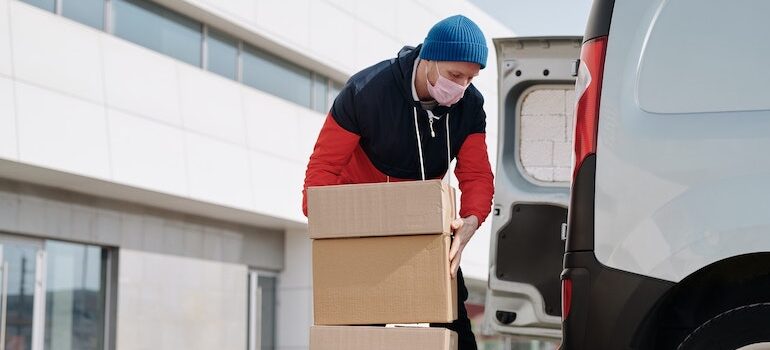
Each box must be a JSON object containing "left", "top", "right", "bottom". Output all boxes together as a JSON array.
[{"left": 0, "top": 0, "right": 512, "bottom": 349}]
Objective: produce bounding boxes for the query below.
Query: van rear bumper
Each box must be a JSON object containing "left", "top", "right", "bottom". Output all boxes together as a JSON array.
[{"left": 559, "top": 251, "right": 674, "bottom": 350}]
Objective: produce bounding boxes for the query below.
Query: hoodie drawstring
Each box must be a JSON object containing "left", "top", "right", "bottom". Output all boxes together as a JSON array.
[{"left": 413, "top": 107, "right": 451, "bottom": 183}]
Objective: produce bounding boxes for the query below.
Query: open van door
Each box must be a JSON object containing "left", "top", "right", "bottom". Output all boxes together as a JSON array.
[{"left": 484, "top": 37, "right": 582, "bottom": 339}]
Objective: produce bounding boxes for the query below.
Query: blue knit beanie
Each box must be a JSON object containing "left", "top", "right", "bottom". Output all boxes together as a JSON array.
[{"left": 420, "top": 15, "right": 488, "bottom": 69}]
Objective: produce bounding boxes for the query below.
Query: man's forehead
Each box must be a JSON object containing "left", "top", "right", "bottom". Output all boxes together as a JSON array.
[{"left": 441, "top": 61, "right": 481, "bottom": 75}]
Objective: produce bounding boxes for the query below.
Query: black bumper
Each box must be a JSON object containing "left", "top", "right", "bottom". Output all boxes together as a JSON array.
[{"left": 559, "top": 251, "right": 674, "bottom": 350}]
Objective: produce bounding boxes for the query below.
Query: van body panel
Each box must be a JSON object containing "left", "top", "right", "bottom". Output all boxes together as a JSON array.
[
  {"left": 594, "top": 0, "right": 770, "bottom": 283},
  {"left": 491, "top": 0, "right": 770, "bottom": 347}
]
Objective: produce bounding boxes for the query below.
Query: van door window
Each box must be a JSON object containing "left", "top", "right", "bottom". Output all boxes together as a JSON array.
[{"left": 518, "top": 86, "right": 575, "bottom": 185}]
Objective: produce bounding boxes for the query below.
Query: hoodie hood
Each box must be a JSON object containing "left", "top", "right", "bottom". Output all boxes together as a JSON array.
[{"left": 391, "top": 45, "right": 453, "bottom": 116}]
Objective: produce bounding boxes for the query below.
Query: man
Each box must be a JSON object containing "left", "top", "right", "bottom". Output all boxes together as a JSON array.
[{"left": 302, "top": 15, "right": 494, "bottom": 349}]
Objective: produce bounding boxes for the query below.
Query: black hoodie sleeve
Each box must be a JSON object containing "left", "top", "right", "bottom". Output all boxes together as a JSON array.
[
  {"left": 469, "top": 92, "right": 487, "bottom": 134},
  {"left": 330, "top": 82, "right": 360, "bottom": 135}
]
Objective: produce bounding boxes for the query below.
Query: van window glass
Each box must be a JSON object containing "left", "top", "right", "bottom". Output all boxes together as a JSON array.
[
  {"left": 637, "top": 0, "right": 770, "bottom": 114},
  {"left": 518, "top": 86, "right": 574, "bottom": 184}
]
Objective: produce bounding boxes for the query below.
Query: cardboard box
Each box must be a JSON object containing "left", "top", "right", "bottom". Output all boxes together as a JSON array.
[
  {"left": 313, "top": 233, "right": 457, "bottom": 325},
  {"left": 310, "top": 326, "right": 458, "bottom": 350},
  {"left": 307, "top": 180, "right": 455, "bottom": 239}
]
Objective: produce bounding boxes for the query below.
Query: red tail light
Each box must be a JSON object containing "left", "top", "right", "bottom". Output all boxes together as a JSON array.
[
  {"left": 562, "top": 278, "right": 573, "bottom": 321},
  {"left": 572, "top": 36, "right": 608, "bottom": 180}
]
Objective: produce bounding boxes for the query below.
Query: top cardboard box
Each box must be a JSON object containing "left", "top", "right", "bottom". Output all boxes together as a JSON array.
[{"left": 307, "top": 180, "right": 456, "bottom": 239}]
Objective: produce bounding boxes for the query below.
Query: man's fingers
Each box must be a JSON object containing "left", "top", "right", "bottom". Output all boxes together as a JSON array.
[
  {"left": 449, "top": 244, "right": 463, "bottom": 278},
  {"left": 450, "top": 255, "right": 460, "bottom": 278},
  {"left": 449, "top": 218, "right": 468, "bottom": 278},
  {"left": 450, "top": 218, "right": 464, "bottom": 230},
  {"left": 449, "top": 233, "right": 466, "bottom": 260},
  {"left": 449, "top": 238, "right": 461, "bottom": 261}
]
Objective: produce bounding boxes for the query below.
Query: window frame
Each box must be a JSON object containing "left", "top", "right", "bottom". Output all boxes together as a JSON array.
[
  {"left": 0, "top": 232, "right": 117, "bottom": 350},
  {"left": 42, "top": 239, "right": 118, "bottom": 350},
  {"left": 247, "top": 269, "right": 277, "bottom": 350}
]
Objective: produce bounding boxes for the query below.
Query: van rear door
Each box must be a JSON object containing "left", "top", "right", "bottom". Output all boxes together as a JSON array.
[{"left": 484, "top": 36, "right": 581, "bottom": 339}]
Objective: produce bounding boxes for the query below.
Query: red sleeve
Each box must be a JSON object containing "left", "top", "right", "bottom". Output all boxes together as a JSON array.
[
  {"left": 455, "top": 132, "right": 495, "bottom": 225},
  {"left": 302, "top": 113, "right": 361, "bottom": 216}
]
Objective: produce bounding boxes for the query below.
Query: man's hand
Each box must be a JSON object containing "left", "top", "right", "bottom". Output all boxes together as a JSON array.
[{"left": 449, "top": 215, "right": 479, "bottom": 278}]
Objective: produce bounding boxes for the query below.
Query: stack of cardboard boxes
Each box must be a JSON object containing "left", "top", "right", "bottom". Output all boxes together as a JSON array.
[{"left": 307, "top": 180, "right": 460, "bottom": 350}]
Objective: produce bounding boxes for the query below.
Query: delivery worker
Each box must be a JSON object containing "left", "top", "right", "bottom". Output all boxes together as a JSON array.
[{"left": 302, "top": 15, "right": 494, "bottom": 349}]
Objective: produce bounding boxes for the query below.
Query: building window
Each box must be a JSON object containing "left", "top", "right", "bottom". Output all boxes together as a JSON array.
[
  {"left": 62, "top": 0, "right": 104, "bottom": 30},
  {"left": 19, "top": 0, "right": 55, "bottom": 12},
  {"left": 312, "top": 74, "right": 329, "bottom": 113},
  {"left": 248, "top": 271, "right": 276, "bottom": 350},
  {"left": 18, "top": 0, "right": 346, "bottom": 112},
  {"left": 205, "top": 28, "right": 238, "bottom": 80},
  {"left": 2, "top": 243, "right": 37, "bottom": 350},
  {"left": 328, "top": 81, "right": 344, "bottom": 112},
  {"left": 112, "top": 0, "right": 202, "bottom": 67},
  {"left": 242, "top": 45, "right": 312, "bottom": 108},
  {"left": 44, "top": 241, "right": 108, "bottom": 350},
  {"left": 0, "top": 235, "right": 112, "bottom": 350}
]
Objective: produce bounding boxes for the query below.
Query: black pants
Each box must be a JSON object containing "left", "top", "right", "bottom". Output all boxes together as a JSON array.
[{"left": 431, "top": 268, "right": 477, "bottom": 350}]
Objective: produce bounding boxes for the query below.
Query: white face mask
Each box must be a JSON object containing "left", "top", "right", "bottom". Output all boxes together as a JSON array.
[{"left": 426, "top": 61, "right": 468, "bottom": 106}]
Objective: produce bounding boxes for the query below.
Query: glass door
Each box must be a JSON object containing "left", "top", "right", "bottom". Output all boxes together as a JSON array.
[{"left": 0, "top": 235, "right": 45, "bottom": 350}]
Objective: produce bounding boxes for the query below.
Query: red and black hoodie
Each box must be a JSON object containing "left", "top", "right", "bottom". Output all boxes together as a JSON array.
[{"left": 303, "top": 45, "right": 494, "bottom": 224}]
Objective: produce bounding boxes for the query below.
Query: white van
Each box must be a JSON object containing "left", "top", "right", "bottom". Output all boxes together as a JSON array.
[{"left": 484, "top": 0, "right": 770, "bottom": 349}]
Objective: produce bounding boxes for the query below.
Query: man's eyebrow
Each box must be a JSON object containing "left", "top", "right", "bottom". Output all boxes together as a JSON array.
[{"left": 449, "top": 69, "right": 475, "bottom": 76}]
